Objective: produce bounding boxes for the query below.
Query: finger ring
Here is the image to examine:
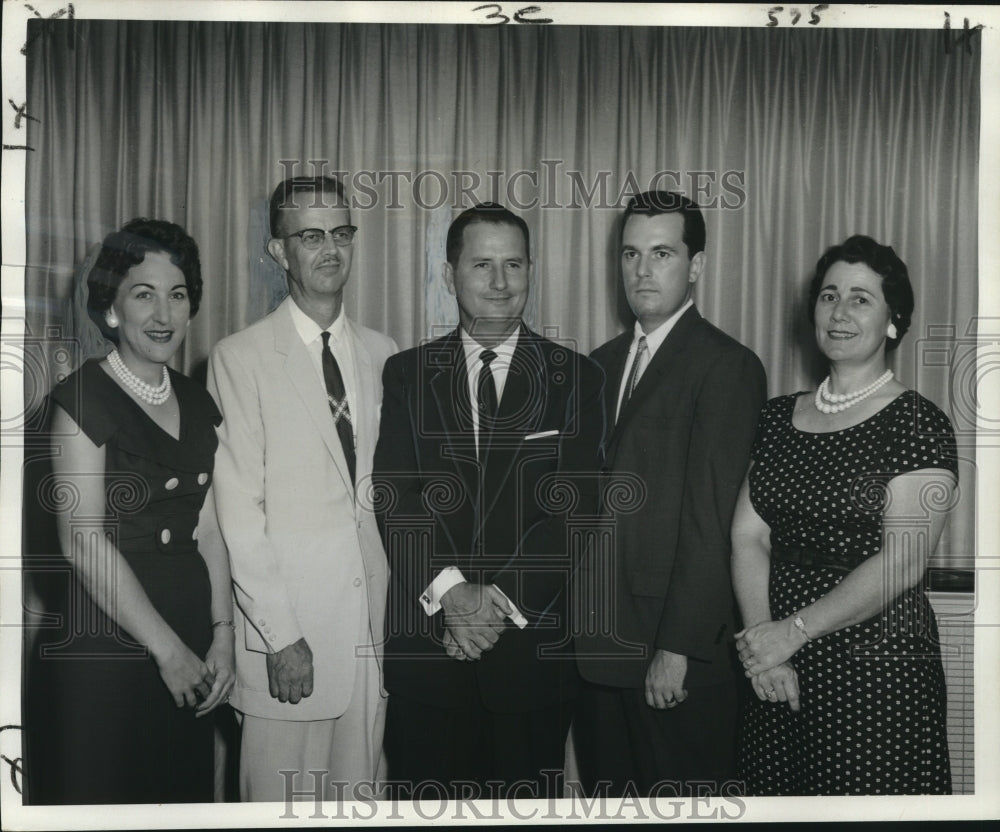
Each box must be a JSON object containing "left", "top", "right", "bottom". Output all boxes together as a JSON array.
[{"left": 766, "top": 689, "right": 776, "bottom": 697}]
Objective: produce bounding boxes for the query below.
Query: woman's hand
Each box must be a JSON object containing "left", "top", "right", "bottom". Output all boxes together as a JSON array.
[
  {"left": 152, "top": 636, "right": 216, "bottom": 708},
  {"left": 196, "top": 625, "right": 237, "bottom": 717},
  {"left": 750, "top": 662, "right": 801, "bottom": 712},
  {"left": 735, "top": 618, "right": 808, "bottom": 676}
]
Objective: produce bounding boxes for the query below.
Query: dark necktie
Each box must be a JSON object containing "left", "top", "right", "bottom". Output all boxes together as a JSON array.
[
  {"left": 478, "top": 349, "right": 499, "bottom": 460},
  {"left": 320, "top": 331, "right": 356, "bottom": 486},
  {"left": 619, "top": 334, "right": 648, "bottom": 420}
]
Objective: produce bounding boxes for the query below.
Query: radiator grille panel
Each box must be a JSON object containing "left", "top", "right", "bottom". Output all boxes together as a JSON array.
[{"left": 929, "top": 591, "right": 975, "bottom": 795}]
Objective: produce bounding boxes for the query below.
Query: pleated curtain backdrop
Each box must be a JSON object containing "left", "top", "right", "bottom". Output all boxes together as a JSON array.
[{"left": 24, "top": 22, "right": 979, "bottom": 566}]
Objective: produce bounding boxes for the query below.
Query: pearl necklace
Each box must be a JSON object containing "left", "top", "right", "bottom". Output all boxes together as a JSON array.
[
  {"left": 107, "top": 348, "right": 172, "bottom": 406},
  {"left": 815, "top": 369, "right": 893, "bottom": 415}
]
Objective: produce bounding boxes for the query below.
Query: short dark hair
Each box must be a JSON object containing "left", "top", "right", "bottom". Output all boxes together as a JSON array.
[
  {"left": 446, "top": 202, "right": 530, "bottom": 266},
  {"left": 87, "top": 218, "right": 203, "bottom": 343},
  {"left": 807, "top": 234, "right": 914, "bottom": 352},
  {"left": 623, "top": 191, "right": 706, "bottom": 257},
  {"left": 269, "top": 175, "right": 348, "bottom": 238}
]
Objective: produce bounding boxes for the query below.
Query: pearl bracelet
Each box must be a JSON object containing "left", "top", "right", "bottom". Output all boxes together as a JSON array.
[{"left": 212, "top": 619, "right": 235, "bottom": 630}]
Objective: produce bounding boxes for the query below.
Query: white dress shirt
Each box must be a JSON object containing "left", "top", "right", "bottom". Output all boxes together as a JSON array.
[
  {"left": 458, "top": 325, "right": 519, "bottom": 448},
  {"left": 288, "top": 298, "right": 358, "bottom": 444},
  {"left": 419, "top": 326, "right": 527, "bottom": 628}
]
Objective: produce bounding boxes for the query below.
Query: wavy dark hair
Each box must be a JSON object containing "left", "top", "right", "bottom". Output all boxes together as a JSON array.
[
  {"left": 446, "top": 202, "right": 530, "bottom": 266},
  {"left": 87, "top": 218, "right": 203, "bottom": 343},
  {"left": 623, "top": 190, "right": 706, "bottom": 257},
  {"left": 807, "top": 234, "right": 913, "bottom": 352}
]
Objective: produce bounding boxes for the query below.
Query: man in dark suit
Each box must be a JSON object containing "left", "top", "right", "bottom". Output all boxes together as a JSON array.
[
  {"left": 572, "top": 191, "right": 766, "bottom": 795},
  {"left": 372, "top": 203, "right": 604, "bottom": 798}
]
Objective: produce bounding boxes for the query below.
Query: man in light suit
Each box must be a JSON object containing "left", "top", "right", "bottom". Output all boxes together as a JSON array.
[
  {"left": 207, "top": 175, "right": 396, "bottom": 801},
  {"left": 573, "top": 191, "right": 767, "bottom": 795},
  {"left": 372, "top": 203, "right": 604, "bottom": 798}
]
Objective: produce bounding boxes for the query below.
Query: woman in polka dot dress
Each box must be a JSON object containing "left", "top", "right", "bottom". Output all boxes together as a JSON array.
[
  {"left": 731, "top": 235, "right": 957, "bottom": 795},
  {"left": 25, "top": 220, "right": 235, "bottom": 803}
]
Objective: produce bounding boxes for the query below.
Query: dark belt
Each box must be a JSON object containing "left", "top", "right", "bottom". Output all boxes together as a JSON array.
[
  {"left": 771, "top": 544, "right": 857, "bottom": 573},
  {"left": 118, "top": 532, "right": 200, "bottom": 557}
]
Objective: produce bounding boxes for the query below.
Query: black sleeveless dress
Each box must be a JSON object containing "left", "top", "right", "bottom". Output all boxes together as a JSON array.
[
  {"left": 737, "top": 391, "right": 956, "bottom": 795},
  {"left": 25, "top": 359, "right": 222, "bottom": 804}
]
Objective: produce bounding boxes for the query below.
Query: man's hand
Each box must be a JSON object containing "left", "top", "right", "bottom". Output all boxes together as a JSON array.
[
  {"left": 266, "top": 637, "right": 314, "bottom": 703},
  {"left": 645, "top": 649, "right": 688, "bottom": 709},
  {"left": 443, "top": 628, "right": 468, "bottom": 661},
  {"left": 440, "top": 582, "right": 511, "bottom": 660}
]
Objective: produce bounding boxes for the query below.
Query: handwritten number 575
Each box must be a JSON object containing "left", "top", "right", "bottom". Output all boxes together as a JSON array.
[{"left": 766, "top": 5, "right": 827, "bottom": 26}]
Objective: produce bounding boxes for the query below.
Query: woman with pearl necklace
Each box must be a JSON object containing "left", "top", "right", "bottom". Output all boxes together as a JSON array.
[
  {"left": 730, "top": 234, "right": 958, "bottom": 795},
  {"left": 25, "top": 218, "right": 235, "bottom": 804}
]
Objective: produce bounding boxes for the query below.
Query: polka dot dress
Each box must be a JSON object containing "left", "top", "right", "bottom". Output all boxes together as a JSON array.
[{"left": 737, "top": 390, "right": 957, "bottom": 795}]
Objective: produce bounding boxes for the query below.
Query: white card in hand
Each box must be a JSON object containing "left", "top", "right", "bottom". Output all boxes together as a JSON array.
[{"left": 491, "top": 584, "right": 528, "bottom": 629}]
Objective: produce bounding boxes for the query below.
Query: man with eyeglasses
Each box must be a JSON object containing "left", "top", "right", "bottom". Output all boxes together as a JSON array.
[{"left": 207, "top": 175, "right": 397, "bottom": 801}]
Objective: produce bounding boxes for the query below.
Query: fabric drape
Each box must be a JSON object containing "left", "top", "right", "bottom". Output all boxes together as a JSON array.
[{"left": 23, "top": 22, "right": 978, "bottom": 566}]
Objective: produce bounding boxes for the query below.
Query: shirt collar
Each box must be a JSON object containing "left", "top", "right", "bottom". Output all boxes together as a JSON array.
[
  {"left": 288, "top": 296, "right": 347, "bottom": 346},
  {"left": 459, "top": 324, "right": 520, "bottom": 368},
  {"left": 634, "top": 298, "right": 693, "bottom": 355}
]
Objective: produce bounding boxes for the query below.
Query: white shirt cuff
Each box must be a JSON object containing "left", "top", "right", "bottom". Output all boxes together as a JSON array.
[
  {"left": 419, "top": 569, "right": 528, "bottom": 629},
  {"left": 420, "top": 566, "right": 467, "bottom": 615}
]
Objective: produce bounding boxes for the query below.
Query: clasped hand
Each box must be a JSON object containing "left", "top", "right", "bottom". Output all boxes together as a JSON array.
[
  {"left": 196, "top": 623, "right": 236, "bottom": 717},
  {"left": 748, "top": 662, "right": 801, "bottom": 712},
  {"left": 153, "top": 637, "right": 216, "bottom": 709},
  {"left": 735, "top": 619, "right": 807, "bottom": 712},
  {"left": 735, "top": 618, "right": 805, "bottom": 676},
  {"left": 440, "top": 582, "right": 511, "bottom": 661}
]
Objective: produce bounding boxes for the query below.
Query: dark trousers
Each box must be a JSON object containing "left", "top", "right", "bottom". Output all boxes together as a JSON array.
[
  {"left": 385, "top": 693, "right": 573, "bottom": 799},
  {"left": 573, "top": 680, "right": 738, "bottom": 797}
]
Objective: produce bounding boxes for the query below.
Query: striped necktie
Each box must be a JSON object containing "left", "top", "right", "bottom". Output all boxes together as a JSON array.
[
  {"left": 619, "top": 334, "right": 648, "bottom": 419},
  {"left": 321, "top": 331, "right": 356, "bottom": 486}
]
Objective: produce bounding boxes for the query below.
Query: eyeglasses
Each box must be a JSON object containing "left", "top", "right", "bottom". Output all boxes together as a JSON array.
[{"left": 286, "top": 225, "right": 358, "bottom": 249}]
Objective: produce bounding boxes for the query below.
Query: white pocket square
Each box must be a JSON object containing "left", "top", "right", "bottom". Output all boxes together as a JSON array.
[{"left": 525, "top": 429, "right": 559, "bottom": 441}]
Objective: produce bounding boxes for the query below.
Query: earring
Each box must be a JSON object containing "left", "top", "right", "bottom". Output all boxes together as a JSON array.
[
  {"left": 887, "top": 322, "right": 898, "bottom": 340},
  {"left": 105, "top": 311, "right": 119, "bottom": 328}
]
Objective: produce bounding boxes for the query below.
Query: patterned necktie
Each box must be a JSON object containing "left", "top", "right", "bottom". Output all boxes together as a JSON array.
[
  {"left": 619, "top": 335, "right": 648, "bottom": 419},
  {"left": 478, "top": 349, "right": 499, "bottom": 460},
  {"left": 320, "top": 332, "right": 356, "bottom": 486}
]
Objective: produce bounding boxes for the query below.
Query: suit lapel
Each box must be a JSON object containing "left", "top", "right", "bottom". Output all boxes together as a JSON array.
[
  {"left": 611, "top": 306, "right": 702, "bottom": 443},
  {"left": 480, "top": 328, "right": 547, "bottom": 520},
  {"left": 275, "top": 300, "right": 355, "bottom": 497},
  {"left": 602, "top": 332, "right": 632, "bottom": 457},
  {"left": 428, "top": 331, "right": 480, "bottom": 503}
]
